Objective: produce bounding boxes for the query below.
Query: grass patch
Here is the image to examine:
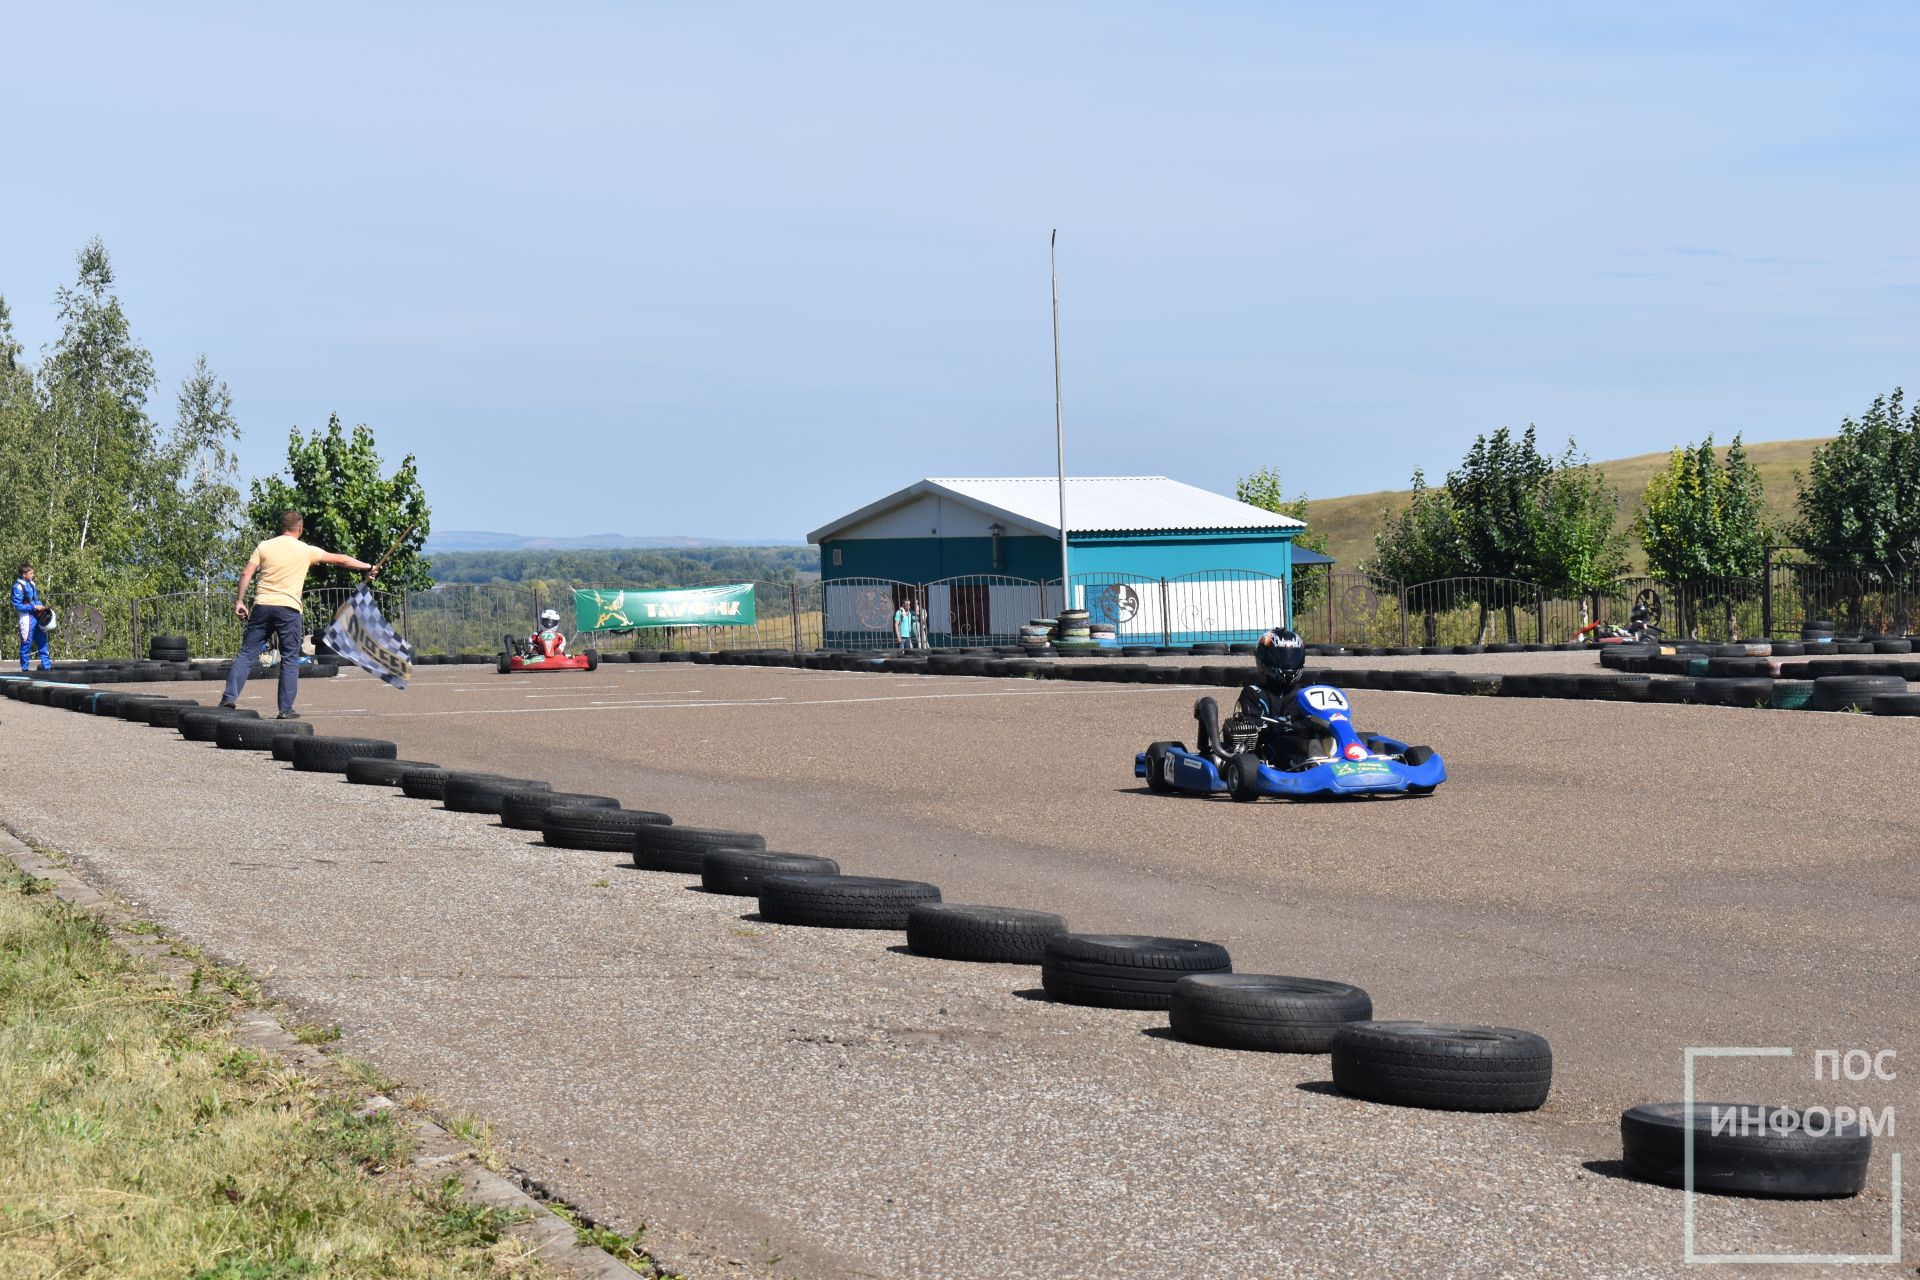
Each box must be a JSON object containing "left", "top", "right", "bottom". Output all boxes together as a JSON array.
[
  {"left": 0, "top": 865, "right": 548, "bottom": 1279},
  {"left": 290, "top": 1022, "right": 343, "bottom": 1046}
]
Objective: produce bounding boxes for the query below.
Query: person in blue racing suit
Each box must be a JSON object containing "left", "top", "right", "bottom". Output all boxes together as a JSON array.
[
  {"left": 12, "top": 563, "right": 52, "bottom": 672},
  {"left": 1195, "top": 625, "right": 1307, "bottom": 765}
]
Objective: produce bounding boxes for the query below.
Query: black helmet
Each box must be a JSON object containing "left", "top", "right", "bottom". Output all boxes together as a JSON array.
[{"left": 1255, "top": 626, "right": 1305, "bottom": 678}]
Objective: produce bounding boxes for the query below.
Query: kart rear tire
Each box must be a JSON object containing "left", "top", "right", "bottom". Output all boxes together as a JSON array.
[
  {"left": 758, "top": 874, "right": 941, "bottom": 930},
  {"left": 1331, "top": 1020, "right": 1553, "bottom": 1111},
  {"left": 1144, "top": 741, "right": 1181, "bottom": 793},
  {"left": 496, "top": 653, "right": 511, "bottom": 675},
  {"left": 1170, "top": 974, "right": 1373, "bottom": 1052},
  {"left": 1041, "top": 934, "right": 1232, "bottom": 1010},
  {"left": 905, "top": 903, "right": 1067, "bottom": 963},
  {"left": 585, "top": 648, "right": 600, "bottom": 672},
  {"left": 1619, "top": 1102, "right": 1872, "bottom": 1198},
  {"left": 1225, "top": 752, "right": 1262, "bottom": 802}
]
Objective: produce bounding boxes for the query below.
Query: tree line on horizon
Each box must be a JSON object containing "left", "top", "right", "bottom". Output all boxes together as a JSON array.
[
  {"left": 1239, "top": 387, "right": 1920, "bottom": 605},
  {"left": 0, "top": 240, "right": 434, "bottom": 603}
]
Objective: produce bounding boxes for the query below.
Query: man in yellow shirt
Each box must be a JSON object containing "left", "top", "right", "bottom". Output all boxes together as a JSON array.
[{"left": 219, "top": 510, "right": 377, "bottom": 717}]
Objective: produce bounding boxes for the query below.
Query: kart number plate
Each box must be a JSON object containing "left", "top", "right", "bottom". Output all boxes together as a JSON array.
[{"left": 1300, "top": 685, "right": 1349, "bottom": 712}]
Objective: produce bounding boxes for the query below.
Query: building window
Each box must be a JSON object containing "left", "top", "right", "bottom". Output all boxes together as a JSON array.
[{"left": 832, "top": 547, "right": 843, "bottom": 566}]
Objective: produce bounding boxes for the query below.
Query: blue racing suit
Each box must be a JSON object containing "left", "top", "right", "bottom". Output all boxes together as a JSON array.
[{"left": 12, "top": 576, "right": 51, "bottom": 671}]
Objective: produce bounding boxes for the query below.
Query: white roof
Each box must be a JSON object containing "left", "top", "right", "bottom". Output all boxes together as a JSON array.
[{"left": 807, "top": 476, "right": 1306, "bottom": 543}]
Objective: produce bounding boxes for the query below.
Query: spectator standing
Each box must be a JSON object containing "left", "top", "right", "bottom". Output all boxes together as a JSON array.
[
  {"left": 11, "top": 563, "right": 51, "bottom": 672},
  {"left": 221, "top": 511, "right": 375, "bottom": 717},
  {"left": 893, "top": 600, "right": 915, "bottom": 651}
]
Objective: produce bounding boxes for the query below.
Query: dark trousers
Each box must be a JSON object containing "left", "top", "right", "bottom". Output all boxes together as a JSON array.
[{"left": 223, "top": 604, "right": 303, "bottom": 714}]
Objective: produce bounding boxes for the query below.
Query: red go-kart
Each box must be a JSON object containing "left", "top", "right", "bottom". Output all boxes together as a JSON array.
[{"left": 498, "top": 633, "right": 599, "bottom": 674}]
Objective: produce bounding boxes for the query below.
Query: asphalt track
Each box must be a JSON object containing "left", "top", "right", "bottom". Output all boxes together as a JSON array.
[{"left": 4, "top": 660, "right": 1916, "bottom": 1278}]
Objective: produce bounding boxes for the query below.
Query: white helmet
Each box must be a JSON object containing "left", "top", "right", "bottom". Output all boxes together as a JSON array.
[{"left": 539, "top": 608, "right": 560, "bottom": 628}]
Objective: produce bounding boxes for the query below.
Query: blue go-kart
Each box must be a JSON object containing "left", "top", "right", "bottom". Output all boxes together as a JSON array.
[{"left": 1134, "top": 681, "right": 1445, "bottom": 801}]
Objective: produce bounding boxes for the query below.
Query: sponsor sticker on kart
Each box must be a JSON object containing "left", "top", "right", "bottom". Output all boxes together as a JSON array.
[{"left": 1331, "top": 759, "right": 1393, "bottom": 777}]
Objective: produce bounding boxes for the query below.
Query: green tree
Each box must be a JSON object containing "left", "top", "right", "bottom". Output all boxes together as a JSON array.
[
  {"left": 144, "top": 356, "right": 245, "bottom": 591},
  {"left": 1535, "top": 449, "right": 1630, "bottom": 605},
  {"left": 0, "top": 295, "right": 36, "bottom": 576},
  {"left": 1234, "top": 465, "right": 1333, "bottom": 619},
  {"left": 1635, "top": 435, "right": 1768, "bottom": 637},
  {"left": 245, "top": 415, "right": 432, "bottom": 592},
  {"left": 37, "top": 239, "right": 159, "bottom": 591},
  {"left": 1794, "top": 388, "right": 1920, "bottom": 565},
  {"left": 1368, "top": 470, "right": 1463, "bottom": 644}
]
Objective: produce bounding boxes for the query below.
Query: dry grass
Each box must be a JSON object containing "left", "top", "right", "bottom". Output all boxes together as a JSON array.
[{"left": 0, "top": 866, "right": 548, "bottom": 1280}]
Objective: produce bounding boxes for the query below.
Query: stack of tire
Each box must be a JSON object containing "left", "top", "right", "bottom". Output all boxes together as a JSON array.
[
  {"left": 148, "top": 635, "right": 190, "bottom": 663},
  {"left": 1053, "top": 609, "right": 1093, "bottom": 654}
]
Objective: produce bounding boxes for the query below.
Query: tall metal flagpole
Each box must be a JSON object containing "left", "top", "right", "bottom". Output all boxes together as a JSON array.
[{"left": 1051, "top": 230, "right": 1069, "bottom": 611}]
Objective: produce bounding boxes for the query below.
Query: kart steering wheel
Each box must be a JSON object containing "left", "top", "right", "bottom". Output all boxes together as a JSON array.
[{"left": 1634, "top": 588, "right": 1662, "bottom": 629}]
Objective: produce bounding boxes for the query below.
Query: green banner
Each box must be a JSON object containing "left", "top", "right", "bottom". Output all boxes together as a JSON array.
[{"left": 574, "top": 584, "right": 757, "bottom": 631}]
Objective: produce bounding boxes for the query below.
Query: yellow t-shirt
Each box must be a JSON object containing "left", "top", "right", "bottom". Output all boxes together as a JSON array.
[{"left": 250, "top": 535, "right": 326, "bottom": 611}]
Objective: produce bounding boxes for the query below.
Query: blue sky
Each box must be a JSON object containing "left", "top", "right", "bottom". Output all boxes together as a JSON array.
[{"left": 3, "top": 3, "right": 1916, "bottom": 541}]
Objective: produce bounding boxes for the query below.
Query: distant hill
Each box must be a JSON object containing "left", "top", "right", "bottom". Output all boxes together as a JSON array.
[
  {"left": 1301, "top": 437, "right": 1828, "bottom": 572},
  {"left": 425, "top": 530, "right": 807, "bottom": 553}
]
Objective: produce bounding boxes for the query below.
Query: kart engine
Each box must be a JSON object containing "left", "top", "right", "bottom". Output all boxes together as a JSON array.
[{"left": 1220, "top": 714, "right": 1264, "bottom": 757}]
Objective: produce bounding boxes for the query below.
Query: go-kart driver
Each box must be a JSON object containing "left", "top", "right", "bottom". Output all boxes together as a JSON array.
[
  {"left": 517, "top": 609, "right": 568, "bottom": 662},
  {"left": 1194, "top": 625, "right": 1308, "bottom": 764}
]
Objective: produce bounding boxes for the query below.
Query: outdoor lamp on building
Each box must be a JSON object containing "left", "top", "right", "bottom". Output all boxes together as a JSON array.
[{"left": 988, "top": 523, "right": 1005, "bottom": 571}]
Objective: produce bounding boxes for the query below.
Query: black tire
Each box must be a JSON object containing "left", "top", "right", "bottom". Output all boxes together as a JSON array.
[
  {"left": 444, "top": 775, "right": 552, "bottom": 814},
  {"left": 346, "top": 757, "right": 443, "bottom": 786},
  {"left": 290, "top": 735, "right": 399, "bottom": 773},
  {"left": 499, "top": 790, "right": 620, "bottom": 830},
  {"left": 585, "top": 648, "right": 600, "bottom": 672},
  {"left": 1225, "top": 752, "right": 1263, "bottom": 802},
  {"left": 1169, "top": 974, "right": 1373, "bottom": 1052},
  {"left": 631, "top": 824, "right": 765, "bottom": 872},
  {"left": 540, "top": 805, "right": 675, "bottom": 851},
  {"left": 272, "top": 733, "right": 309, "bottom": 762},
  {"left": 1810, "top": 674, "right": 1907, "bottom": 711},
  {"left": 1871, "top": 693, "right": 1920, "bottom": 716},
  {"left": 1619, "top": 1102, "right": 1872, "bottom": 1198},
  {"left": 111, "top": 694, "right": 165, "bottom": 719},
  {"left": 146, "top": 700, "right": 202, "bottom": 729},
  {"left": 180, "top": 707, "right": 260, "bottom": 740},
  {"left": 127, "top": 698, "right": 198, "bottom": 725},
  {"left": 1144, "top": 741, "right": 1182, "bottom": 794},
  {"left": 496, "top": 653, "right": 511, "bottom": 675},
  {"left": 1041, "top": 934, "right": 1232, "bottom": 1010},
  {"left": 758, "top": 874, "right": 940, "bottom": 929},
  {"left": 1331, "top": 1020, "right": 1552, "bottom": 1111},
  {"left": 216, "top": 717, "right": 315, "bottom": 750},
  {"left": 700, "top": 849, "right": 839, "bottom": 896},
  {"left": 905, "top": 903, "right": 1067, "bottom": 963},
  {"left": 401, "top": 768, "right": 486, "bottom": 801}
]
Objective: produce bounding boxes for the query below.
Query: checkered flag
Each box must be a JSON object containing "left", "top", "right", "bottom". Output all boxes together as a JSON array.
[{"left": 322, "top": 585, "right": 414, "bottom": 689}]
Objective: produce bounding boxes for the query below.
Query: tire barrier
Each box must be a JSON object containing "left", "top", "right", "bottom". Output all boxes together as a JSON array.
[
  {"left": 539, "top": 804, "right": 674, "bottom": 852},
  {"left": 289, "top": 736, "right": 399, "bottom": 773},
  {"left": 444, "top": 775, "right": 552, "bottom": 814},
  {"left": 401, "top": 768, "right": 487, "bottom": 802},
  {"left": 1618, "top": 1102, "right": 1872, "bottom": 1198},
  {"left": 758, "top": 874, "right": 940, "bottom": 930},
  {"left": 216, "top": 717, "right": 315, "bottom": 751},
  {"left": 346, "top": 757, "right": 443, "bottom": 786},
  {"left": 180, "top": 707, "right": 259, "bottom": 740},
  {"left": 499, "top": 790, "right": 620, "bottom": 830},
  {"left": 631, "top": 825, "right": 766, "bottom": 874},
  {"left": 1168, "top": 975, "right": 1372, "bottom": 1053},
  {"left": 905, "top": 903, "right": 1067, "bottom": 964},
  {"left": 1330, "top": 1021, "right": 1553, "bottom": 1112},
  {"left": 699, "top": 849, "right": 840, "bottom": 896},
  {"left": 1041, "top": 934, "right": 1232, "bottom": 1010}
]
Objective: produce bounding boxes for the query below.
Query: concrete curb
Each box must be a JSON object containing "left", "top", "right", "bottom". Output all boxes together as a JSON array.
[{"left": 0, "top": 825, "right": 651, "bottom": 1280}]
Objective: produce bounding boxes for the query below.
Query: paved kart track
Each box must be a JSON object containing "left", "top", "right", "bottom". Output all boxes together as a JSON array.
[{"left": 4, "top": 661, "right": 1916, "bottom": 1278}]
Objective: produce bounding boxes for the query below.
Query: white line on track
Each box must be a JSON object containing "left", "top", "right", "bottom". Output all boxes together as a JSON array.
[{"left": 324, "top": 685, "right": 1190, "bottom": 719}]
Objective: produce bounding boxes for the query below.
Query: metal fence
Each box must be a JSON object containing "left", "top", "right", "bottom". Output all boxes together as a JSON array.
[{"left": 50, "top": 551, "right": 1920, "bottom": 665}]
